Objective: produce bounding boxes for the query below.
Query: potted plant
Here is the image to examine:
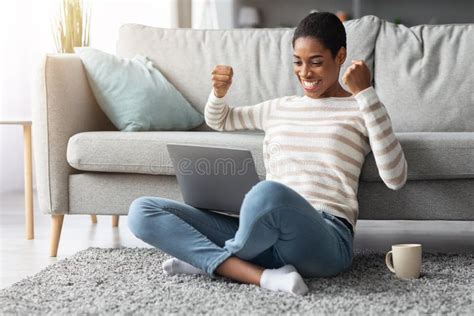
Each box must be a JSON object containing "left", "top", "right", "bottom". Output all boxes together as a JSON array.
[{"left": 51, "top": 0, "right": 91, "bottom": 53}]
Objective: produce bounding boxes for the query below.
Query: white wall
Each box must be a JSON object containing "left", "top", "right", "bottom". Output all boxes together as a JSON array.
[
  {"left": 0, "top": 0, "right": 176, "bottom": 194},
  {"left": 0, "top": 0, "right": 53, "bottom": 195},
  {"left": 192, "top": 0, "right": 240, "bottom": 29},
  {"left": 89, "top": 0, "right": 178, "bottom": 53}
]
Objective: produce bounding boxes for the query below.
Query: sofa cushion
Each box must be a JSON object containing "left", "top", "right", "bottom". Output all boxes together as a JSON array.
[
  {"left": 340, "top": 15, "right": 381, "bottom": 86},
  {"left": 67, "top": 131, "right": 267, "bottom": 179},
  {"left": 374, "top": 21, "right": 474, "bottom": 132},
  {"left": 116, "top": 15, "right": 381, "bottom": 132},
  {"left": 361, "top": 132, "right": 474, "bottom": 181},
  {"left": 67, "top": 131, "right": 474, "bottom": 182},
  {"left": 74, "top": 47, "right": 204, "bottom": 131}
]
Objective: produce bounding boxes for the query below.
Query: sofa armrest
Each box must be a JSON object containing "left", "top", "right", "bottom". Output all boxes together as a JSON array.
[{"left": 32, "top": 54, "right": 116, "bottom": 215}]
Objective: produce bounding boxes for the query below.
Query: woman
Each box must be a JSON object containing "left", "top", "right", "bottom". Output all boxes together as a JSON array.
[{"left": 128, "top": 12, "right": 408, "bottom": 296}]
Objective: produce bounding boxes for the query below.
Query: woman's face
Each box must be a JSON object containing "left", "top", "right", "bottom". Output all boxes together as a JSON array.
[{"left": 293, "top": 36, "right": 346, "bottom": 99}]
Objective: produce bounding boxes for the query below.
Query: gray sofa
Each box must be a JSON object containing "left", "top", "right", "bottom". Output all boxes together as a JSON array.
[{"left": 32, "top": 15, "right": 474, "bottom": 257}]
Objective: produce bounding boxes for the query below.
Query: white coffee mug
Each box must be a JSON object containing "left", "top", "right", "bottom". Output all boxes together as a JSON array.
[{"left": 385, "top": 243, "right": 422, "bottom": 279}]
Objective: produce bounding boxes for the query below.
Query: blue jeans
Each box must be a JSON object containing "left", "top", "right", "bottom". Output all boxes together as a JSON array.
[{"left": 128, "top": 180, "right": 354, "bottom": 279}]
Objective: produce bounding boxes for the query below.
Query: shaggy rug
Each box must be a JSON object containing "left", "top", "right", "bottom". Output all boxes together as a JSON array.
[{"left": 1, "top": 247, "right": 473, "bottom": 315}]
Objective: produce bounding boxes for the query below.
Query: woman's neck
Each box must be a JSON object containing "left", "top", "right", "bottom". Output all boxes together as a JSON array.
[{"left": 320, "top": 82, "right": 352, "bottom": 98}]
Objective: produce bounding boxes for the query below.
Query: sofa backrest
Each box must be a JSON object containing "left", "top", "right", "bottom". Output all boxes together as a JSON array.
[
  {"left": 374, "top": 21, "right": 474, "bottom": 132},
  {"left": 116, "top": 15, "right": 381, "bottom": 131}
]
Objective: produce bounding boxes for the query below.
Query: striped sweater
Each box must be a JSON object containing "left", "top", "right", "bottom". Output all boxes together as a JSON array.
[{"left": 204, "top": 86, "right": 408, "bottom": 229}]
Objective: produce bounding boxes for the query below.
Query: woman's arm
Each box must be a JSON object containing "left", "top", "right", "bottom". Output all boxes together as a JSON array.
[
  {"left": 354, "top": 86, "right": 408, "bottom": 190},
  {"left": 204, "top": 88, "right": 276, "bottom": 132}
]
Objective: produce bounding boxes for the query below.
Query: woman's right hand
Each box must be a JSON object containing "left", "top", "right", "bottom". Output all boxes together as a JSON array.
[{"left": 211, "top": 65, "right": 233, "bottom": 98}]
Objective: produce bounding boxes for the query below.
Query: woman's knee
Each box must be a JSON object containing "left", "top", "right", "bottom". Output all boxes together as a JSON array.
[
  {"left": 127, "top": 196, "right": 163, "bottom": 239},
  {"left": 243, "top": 180, "right": 295, "bottom": 213},
  {"left": 250, "top": 180, "right": 288, "bottom": 195}
]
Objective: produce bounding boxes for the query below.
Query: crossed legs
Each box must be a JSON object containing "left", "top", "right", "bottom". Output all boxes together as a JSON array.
[{"left": 128, "top": 180, "right": 353, "bottom": 295}]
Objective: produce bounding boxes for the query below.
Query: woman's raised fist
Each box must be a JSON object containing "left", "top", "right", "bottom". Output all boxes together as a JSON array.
[{"left": 211, "top": 65, "right": 233, "bottom": 98}]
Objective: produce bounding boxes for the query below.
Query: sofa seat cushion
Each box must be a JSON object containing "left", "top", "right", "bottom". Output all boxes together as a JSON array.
[
  {"left": 67, "top": 131, "right": 474, "bottom": 181},
  {"left": 361, "top": 132, "right": 474, "bottom": 181},
  {"left": 67, "top": 131, "right": 267, "bottom": 178}
]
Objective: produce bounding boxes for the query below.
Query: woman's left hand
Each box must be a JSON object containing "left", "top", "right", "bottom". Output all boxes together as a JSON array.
[{"left": 342, "top": 60, "right": 372, "bottom": 96}]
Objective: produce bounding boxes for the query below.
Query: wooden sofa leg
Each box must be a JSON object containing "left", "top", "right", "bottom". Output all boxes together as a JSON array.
[
  {"left": 50, "top": 214, "right": 64, "bottom": 257},
  {"left": 90, "top": 215, "right": 97, "bottom": 224},
  {"left": 112, "top": 215, "right": 119, "bottom": 227}
]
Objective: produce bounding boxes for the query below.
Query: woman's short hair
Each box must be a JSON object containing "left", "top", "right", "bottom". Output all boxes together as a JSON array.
[{"left": 292, "top": 12, "right": 347, "bottom": 59}]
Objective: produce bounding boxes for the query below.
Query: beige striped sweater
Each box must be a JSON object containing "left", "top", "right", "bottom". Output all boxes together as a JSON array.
[{"left": 204, "top": 86, "right": 408, "bottom": 229}]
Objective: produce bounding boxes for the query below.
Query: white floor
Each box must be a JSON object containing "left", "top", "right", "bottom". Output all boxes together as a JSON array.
[{"left": 1, "top": 190, "right": 473, "bottom": 289}]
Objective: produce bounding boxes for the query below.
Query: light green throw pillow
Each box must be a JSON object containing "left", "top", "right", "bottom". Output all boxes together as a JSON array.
[{"left": 74, "top": 47, "right": 204, "bottom": 131}]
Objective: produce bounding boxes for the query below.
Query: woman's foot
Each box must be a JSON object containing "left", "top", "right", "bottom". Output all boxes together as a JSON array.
[
  {"left": 162, "top": 257, "right": 206, "bottom": 276},
  {"left": 260, "top": 264, "right": 309, "bottom": 296},
  {"left": 163, "top": 259, "right": 309, "bottom": 296}
]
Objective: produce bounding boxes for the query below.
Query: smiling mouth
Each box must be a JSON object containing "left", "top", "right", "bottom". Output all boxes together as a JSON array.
[{"left": 301, "top": 79, "right": 322, "bottom": 91}]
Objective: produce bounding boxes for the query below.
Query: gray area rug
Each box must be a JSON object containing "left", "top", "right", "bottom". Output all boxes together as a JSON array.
[{"left": 1, "top": 247, "right": 473, "bottom": 315}]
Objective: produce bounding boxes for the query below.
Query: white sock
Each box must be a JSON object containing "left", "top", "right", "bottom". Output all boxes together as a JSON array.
[
  {"left": 279, "top": 264, "right": 297, "bottom": 274},
  {"left": 162, "top": 257, "right": 206, "bottom": 276},
  {"left": 260, "top": 264, "right": 309, "bottom": 296}
]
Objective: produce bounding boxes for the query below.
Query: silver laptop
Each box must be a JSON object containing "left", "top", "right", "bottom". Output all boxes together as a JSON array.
[{"left": 166, "top": 143, "right": 262, "bottom": 217}]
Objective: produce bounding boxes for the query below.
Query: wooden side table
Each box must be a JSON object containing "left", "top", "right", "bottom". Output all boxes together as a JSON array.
[{"left": 0, "top": 119, "right": 34, "bottom": 239}]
